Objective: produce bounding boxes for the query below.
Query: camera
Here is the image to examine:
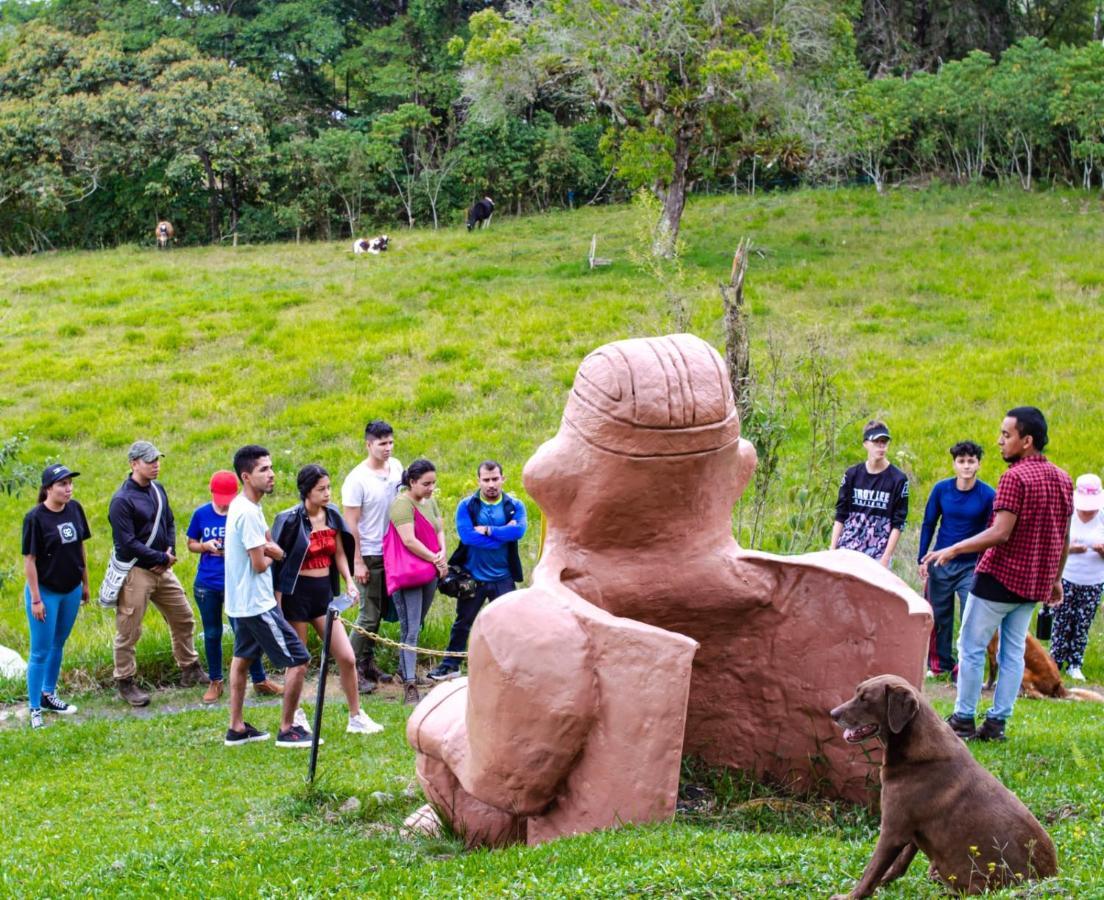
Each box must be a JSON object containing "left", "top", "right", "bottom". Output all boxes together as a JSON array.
[{"left": 438, "top": 566, "right": 477, "bottom": 602}]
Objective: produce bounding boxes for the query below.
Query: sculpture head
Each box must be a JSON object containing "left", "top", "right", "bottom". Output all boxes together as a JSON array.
[{"left": 523, "top": 334, "right": 757, "bottom": 548}]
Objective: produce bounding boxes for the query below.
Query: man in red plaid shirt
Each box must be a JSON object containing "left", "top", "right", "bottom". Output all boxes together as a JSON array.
[{"left": 924, "top": 406, "right": 1072, "bottom": 742}]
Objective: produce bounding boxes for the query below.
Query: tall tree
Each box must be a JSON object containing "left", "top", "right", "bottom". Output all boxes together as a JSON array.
[{"left": 462, "top": 1, "right": 840, "bottom": 255}]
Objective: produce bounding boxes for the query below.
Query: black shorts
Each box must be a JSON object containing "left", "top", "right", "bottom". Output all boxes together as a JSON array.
[
  {"left": 281, "top": 575, "right": 332, "bottom": 622},
  {"left": 233, "top": 607, "right": 310, "bottom": 669}
]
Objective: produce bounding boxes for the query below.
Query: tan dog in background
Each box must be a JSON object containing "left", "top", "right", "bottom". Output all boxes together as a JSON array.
[
  {"left": 986, "top": 632, "right": 1104, "bottom": 701},
  {"left": 156, "top": 220, "right": 174, "bottom": 249},
  {"left": 830, "top": 675, "right": 1057, "bottom": 897}
]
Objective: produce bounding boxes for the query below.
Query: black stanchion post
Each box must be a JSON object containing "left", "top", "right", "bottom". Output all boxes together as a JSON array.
[{"left": 308, "top": 594, "right": 353, "bottom": 784}]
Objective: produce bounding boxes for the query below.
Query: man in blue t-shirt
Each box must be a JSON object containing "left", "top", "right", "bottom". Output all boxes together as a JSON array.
[
  {"left": 917, "top": 440, "right": 996, "bottom": 679},
  {"left": 428, "top": 461, "right": 527, "bottom": 682}
]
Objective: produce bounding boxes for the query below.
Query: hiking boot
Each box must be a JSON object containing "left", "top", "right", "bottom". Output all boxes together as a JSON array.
[
  {"left": 355, "top": 658, "right": 376, "bottom": 695},
  {"left": 347, "top": 711, "right": 385, "bottom": 735},
  {"left": 427, "top": 664, "right": 460, "bottom": 683},
  {"left": 224, "top": 722, "right": 270, "bottom": 746},
  {"left": 366, "top": 660, "right": 393, "bottom": 684},
  {"left": 117, "top": 677, "right": 151, "bottom": 708},
  {"left": 403, "top": 683, "right": 421, "bottom": 705},
  {"left": 975, "top": 717, "right": 1007, "bottom": 742},
  {"left": 181, "top": 662, "right": 211, "bottom": 687},
  {"left": 946, "top": 713, "right": 976, "bottom": 740},
  {"left": 41, "top": 692, "right": 77, "bottom": 715},
  {"left": 252, "top": 679, "right": 284, "bottom": 696},
  {"left": 275, "top": 724, "right": 319, "bottom": 748},
  {"left": 1068, "top": 666, "right": 1086, "bottom": 681},
  {"left": 202, "top": 680, "right": 224, "bottom": 703},
  {"left": 30, "top": 709, "right": 45, "bottom": 730}
]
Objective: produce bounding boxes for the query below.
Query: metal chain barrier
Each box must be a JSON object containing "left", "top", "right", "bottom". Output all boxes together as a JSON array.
[{"left": 338, "top": 615, "right": 468, "bottom": 659}]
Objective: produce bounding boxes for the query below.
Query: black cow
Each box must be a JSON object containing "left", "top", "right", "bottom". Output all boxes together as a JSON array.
[{"left": 466, "top": 197, "right": 495, "bottom": 231}]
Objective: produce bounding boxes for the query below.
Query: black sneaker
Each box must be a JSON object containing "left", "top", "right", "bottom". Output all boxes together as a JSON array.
[
  {"left": 41, "top": 692, "right": 77, "bottom": 715},
  {"left": 946, "top": 713, "right": 976, "bottom": 740},
  {"left": 427, "top": 665, "right": 460, "bottom": 683},
  {"left": 275, "top": 724, "right": 321, "bottom": 748},
  {"left": 225, "top": 722, "right": 270, "bottom": 747},
  {"left": 975, "top": 717, "right": 1007, "bottom": 742}
]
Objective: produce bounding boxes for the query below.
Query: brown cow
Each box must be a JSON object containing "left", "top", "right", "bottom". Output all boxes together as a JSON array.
[{"left": 156, "top": 220, "right": 174, "bottom": 250}]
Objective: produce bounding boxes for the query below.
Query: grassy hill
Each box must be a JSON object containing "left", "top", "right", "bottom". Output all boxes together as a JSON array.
[
  {"left": 2, "top": 186, "right": 1104, "bottom": 895},
  {"left": 3, "top": 184, "right": 1104, "bottom": 677}
]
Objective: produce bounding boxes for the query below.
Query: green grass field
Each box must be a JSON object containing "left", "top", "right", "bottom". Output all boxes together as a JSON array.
[{"left": 2, "top": 185, "right": 1104, "bottom": 896}]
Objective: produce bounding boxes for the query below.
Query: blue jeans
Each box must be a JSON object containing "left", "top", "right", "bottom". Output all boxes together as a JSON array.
[
  {"left": 25, "top": 584, "right": 82, "bottom": 710},
  {"left": 926, "top": 557, "right": 974, "bottom": 673},
  {"left": 954, "top": 592, "right": 1035, "bottom": 721},
  {"left": 194, "top": 584, "right": 266, "bottom": 684},
  {"left": 392, "top": 579, "right": 437, "bottom": 683},
  {"left": 439, "top": 577, "right": 515, "bottom": 672}
]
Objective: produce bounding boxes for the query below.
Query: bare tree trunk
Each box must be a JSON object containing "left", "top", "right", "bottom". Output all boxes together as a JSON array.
[
  {"left": 721, "top": 238, "right": 752, "bottom": 425},
  {"left": 656, "top": 127, "right": 692, "bottom": 257},
  {"left": 198, "top": 149, "right": 220, "bottom": 243}
]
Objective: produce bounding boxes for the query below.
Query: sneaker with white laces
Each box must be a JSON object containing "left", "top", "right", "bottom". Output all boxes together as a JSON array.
[
  {"left": 41, "top": 692, "right": 77, "bottom": 715},
  {"left": 293, "top": 707, "right": 312, "bottom": 734},
  {"left": 30, "top": 709, "right": 45, "bottom": 730},
  {"left": 347, "top": 711, "right": 385, "bottom": 735},
  {"left": 1068, "top": 666, "right": 1086, "bottom": 681}
]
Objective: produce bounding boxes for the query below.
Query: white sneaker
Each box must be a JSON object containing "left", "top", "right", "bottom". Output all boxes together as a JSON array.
[
  {"left": 347, "top": 711, "right": 385, "bottom": 735},
  {"left": 1068, "top": 666, "right": 1086, "bottom": 681},
  {"left": 293, "top": 707, "right": 312, "bottom": 734},
  {"left": 30, "top": 709, "right": 45, "bottom": 730},
  {"left": 925, "top": 669, "right": 936, "bottom": 679}
]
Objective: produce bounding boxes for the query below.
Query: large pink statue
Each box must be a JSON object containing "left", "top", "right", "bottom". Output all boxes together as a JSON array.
[{"left": 407, "top": 334, "right": 931, "bottom": 847}]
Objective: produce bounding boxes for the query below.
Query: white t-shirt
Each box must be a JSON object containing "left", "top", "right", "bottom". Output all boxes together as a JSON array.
[
  {"left": 341, "top": 457, "right": 403, "bottom": 556},
  {"left": 224, "top": 494, "right": 275, "bottom": 618},
  {"left": 1062, "top": 512, "right": 1104, "bottom": 586}
]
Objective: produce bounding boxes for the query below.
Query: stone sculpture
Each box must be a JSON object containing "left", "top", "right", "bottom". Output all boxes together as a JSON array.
[{"left": 407, "top": 333, "right": 931, "bottom": 848}]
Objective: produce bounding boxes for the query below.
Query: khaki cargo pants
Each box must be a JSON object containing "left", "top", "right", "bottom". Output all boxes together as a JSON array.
[{"left": 113, "top": 566, "right": 199, "bottom": 680}]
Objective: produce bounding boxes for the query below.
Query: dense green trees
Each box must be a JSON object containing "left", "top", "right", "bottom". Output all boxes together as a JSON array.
[{"left": 2, "top": 1, "right": 1104, "bottom": 253}]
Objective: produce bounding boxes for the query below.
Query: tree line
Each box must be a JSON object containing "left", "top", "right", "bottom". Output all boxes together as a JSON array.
[{"left": 1, "top": 0, "right": 1102, "bottom": 254}]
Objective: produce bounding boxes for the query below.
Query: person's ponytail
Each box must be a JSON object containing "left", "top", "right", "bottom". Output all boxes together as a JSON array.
[{"left": 401, "top": 458, "right": 436, "bottom": 488}]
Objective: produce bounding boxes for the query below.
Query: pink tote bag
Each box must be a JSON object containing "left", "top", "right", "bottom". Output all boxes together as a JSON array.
[{"left": 383, "top": 503, "right": 440, "bottom": 595}]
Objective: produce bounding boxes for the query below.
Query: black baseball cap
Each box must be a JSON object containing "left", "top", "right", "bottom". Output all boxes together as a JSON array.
[
  {"left": 41, "top": 464, "right": 80, "bottom": 487},
  {"left": 863, "top": 425, "right": 891, "bottom": 442}
]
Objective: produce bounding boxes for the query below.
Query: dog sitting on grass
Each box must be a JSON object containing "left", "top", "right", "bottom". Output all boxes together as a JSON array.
[
  {"left": 352, "top": 235, "right": 389, "bottom": 254},
  {"left": 830, "top": 675, "right": 1057, "bottom": 898}
]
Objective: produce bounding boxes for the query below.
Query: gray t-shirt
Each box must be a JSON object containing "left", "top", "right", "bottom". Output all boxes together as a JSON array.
[
  {"left": 341, "top": 457, "right": 403, "bottom": 556},
  {"left": 224, "top": 494, "right": 275, "bottom": 618}
]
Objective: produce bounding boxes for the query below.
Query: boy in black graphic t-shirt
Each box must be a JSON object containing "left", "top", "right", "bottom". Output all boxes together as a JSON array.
[{"left": 830, "top": 420, "right": 910, "bottom": 567}]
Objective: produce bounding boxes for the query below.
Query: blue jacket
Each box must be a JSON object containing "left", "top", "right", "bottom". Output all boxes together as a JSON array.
[
  {"left": 449, "top": 492, "right": 525, "bottom": 584},
  {"left": 270, "top": 502, "right": 356, "bottom": 598}
]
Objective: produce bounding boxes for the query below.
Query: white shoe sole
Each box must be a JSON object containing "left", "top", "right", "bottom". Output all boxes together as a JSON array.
[
  {"left": 275, "top": 738, "right": 321, "bottom": 748},
  {"left": 428, "top": 671, "right": 461, "bottom": 682},
  {"left": 224, "top": 733, "right": 270, "bottom": 746}
]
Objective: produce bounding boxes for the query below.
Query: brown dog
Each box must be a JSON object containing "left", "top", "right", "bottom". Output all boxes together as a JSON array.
[
  {"left": 829, "top": 675, "right": 1057, "bottom": 897},
  {"left": 986, "top": 632, "right": 1104, "bottom": 701}
]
